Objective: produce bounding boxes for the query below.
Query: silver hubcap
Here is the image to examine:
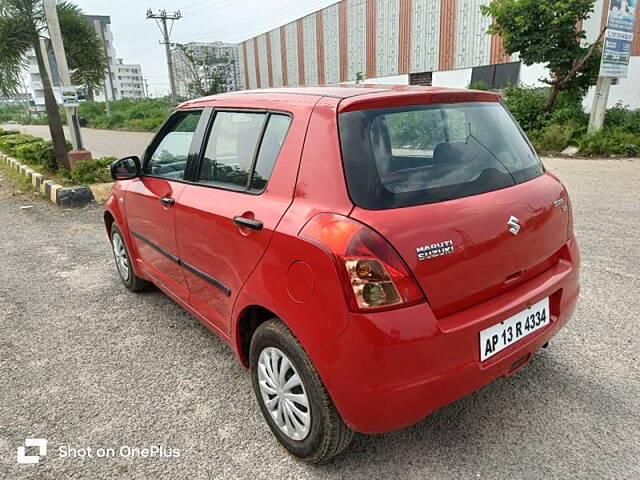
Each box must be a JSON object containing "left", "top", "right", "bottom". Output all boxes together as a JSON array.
[
  {"left": 112, "top": 233, "right": 130, "bottom": 281},
  {"left": 257, "top": 347, "right": 311, "bottom": 441}
]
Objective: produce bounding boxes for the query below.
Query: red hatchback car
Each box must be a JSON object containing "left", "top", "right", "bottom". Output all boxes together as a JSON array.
[{"left": 105, "top": 85, "right": 580, "bottom": 463}]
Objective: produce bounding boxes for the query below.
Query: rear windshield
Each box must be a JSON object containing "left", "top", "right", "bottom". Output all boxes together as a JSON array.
[{"left": 338, "top": 102, "right": 543, "bottom": 209}]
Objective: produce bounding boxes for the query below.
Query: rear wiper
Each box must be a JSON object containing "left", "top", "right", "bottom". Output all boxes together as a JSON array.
[{"left": 466, "top": 123, "right": 517, "bottom": 184}]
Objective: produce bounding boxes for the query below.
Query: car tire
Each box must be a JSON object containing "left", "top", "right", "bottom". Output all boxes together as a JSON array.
[
  {"left": 110, "top": 224, "right": 149, "bottom": 292},
  {"left": 250, "top": 319, "right": 354, "bottom": 464}
]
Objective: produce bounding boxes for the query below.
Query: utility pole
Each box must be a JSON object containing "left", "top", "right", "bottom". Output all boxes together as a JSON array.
[
  {"left": 588, "top": 3, "right": 637, "bottom": 133},
  {"left": 93, "top": 19, "right": 112, "bottom": 117},
  {"left": 588, "top": 77, "right": 611, "bottom": 133},
  {"left": 43, "top": 0, "right": 91, "bottom": 164},
  {"left": 146, "top": 9, "right": 181, "bottom": 105},
  {"left": 19, "top": 76, "right": 32, "bottom": 121}
]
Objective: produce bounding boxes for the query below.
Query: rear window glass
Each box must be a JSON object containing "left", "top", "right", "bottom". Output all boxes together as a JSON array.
[{"left": 338, "top": 102, "right": 543, "bottom": 209}]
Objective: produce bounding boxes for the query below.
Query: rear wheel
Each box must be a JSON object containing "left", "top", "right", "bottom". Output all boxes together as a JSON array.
[
  {"left": 250, "top": 319, "right": 354, "bottom": 463},
  {"left": 110, "top": 224, "right": 149, "bottom": 292}
]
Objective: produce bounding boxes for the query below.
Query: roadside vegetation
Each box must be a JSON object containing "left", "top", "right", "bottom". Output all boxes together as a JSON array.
[
  {"left": 476, "top": 0, "right": 640, "bottom": 157},
  {"left": 5, "top": 98, "right": 173, "bottom": 132},
  {"left": 0, "top": 127, "right": 114, "bottom": 185},
  {"left": 0, "top": 155, "right": 35, "bottom": 194},
  {"left": 75, "top": 98, "right": 172, "bottom": 131},
  {"left": 0, "top": 0, "right": 108, "bottom": 169},
  {"left": 497, "top": 85, "right": 640, "bottom": 156}
]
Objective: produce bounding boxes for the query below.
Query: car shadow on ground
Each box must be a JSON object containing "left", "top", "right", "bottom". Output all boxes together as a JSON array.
[
  {"left": 143, "top": 278, "right": 615, "bottom": 472},
  {"left": 310, "top": 349, "right": 626, "bottom": 473}
]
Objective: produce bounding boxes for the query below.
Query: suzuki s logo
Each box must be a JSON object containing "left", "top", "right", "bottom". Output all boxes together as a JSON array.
[{"left": 507, "top": 215, "right": 521, "bottom": 235}]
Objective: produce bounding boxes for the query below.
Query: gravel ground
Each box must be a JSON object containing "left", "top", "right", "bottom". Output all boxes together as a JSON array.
[{"left": 0, "top": 157, "right": 638, "bottom": 479}]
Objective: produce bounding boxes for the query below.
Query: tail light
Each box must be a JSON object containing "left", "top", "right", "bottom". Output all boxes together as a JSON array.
[{"left": 299, "top": 213, "right": 424, "bottom": 312}]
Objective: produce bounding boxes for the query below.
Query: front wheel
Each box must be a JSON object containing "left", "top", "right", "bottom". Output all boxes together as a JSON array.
[
  {"left": 250, "top": 319, "right": 354, "bottom": 463},
  {"left": 110, "top": 224, "right": 149, "bottom": 292}
]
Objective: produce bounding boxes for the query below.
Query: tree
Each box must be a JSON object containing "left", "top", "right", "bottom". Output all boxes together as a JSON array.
[
  {"left": 57, "top": 1, "right": 107, "bottom": 98},
  {"left": 175, "top": 44, "right": 234, "bottom": 98},
  {"left": 481, "top": 0, "right": 604, "bottom": 113},
  {"left": 0, "top": 0, "right": 106, "bottom": 169}
]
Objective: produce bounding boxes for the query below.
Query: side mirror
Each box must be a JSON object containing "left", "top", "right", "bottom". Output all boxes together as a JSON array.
[{"left": 111, "top": 156, "right": 141, "bottom": 181}]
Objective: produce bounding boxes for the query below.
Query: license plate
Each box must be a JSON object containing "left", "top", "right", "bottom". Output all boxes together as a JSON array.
[{"left": 479, "top": 297, "right": 550, "bottom": 361}]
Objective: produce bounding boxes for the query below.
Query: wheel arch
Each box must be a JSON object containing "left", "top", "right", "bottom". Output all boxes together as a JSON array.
[
  {"left": 235, "top": 304, "right": 280, "bottom": 368},
  {"left": 104, "top": 210, "right": 115, "bottom": 234}
]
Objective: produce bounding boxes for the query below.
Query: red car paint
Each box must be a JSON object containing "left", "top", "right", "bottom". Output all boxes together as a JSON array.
[{"left": 104, "top": 85, "right": 580, "bottom": 434}]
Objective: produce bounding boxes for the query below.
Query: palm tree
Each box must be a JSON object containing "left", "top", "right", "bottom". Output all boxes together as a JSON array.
[{"left": 0, "top": 0, "right": 106, "bottom": 169}]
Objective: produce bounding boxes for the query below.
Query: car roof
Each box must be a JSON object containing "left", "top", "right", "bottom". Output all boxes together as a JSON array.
[{"left": 177, "top": 84, "right": 501, "bottom": 112}]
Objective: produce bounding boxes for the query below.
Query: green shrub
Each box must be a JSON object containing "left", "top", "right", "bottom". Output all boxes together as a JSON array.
[
  {"left": 531, "top": 123, "right": 576, "bottom": 153},
  {"left": 503, "top": 86, "right": 592, "bottom": 133},
  {"left": 502, "top": 85, "right": 547, "bottom": 132},
  {"left": 123, "top": 117, "right": 166, "bottom": 131},
  {"left": 0, "top": 133, "right": 72, "bottom": 171},
  {"left": 34, "top": 141, "right": 60, "bottom": 171},
  {"left": 578, "top": 129, "right": 640, "bottom": 157},
  {"left": 14, "top": 141, "right": 45, "bottom": 163},
  {"left": 0, "top": 104, "right": 23, "bottom": 122},
  {"left": 0, "top": 128, "right": 20, "bottom": 137},
  {"left": 61, "top": 156, "right": 116, "bottom": 185},
  {"left": 547, "top": 93, "right": 589, "bottom": 130},
  {"left": 604, "top": 103, "right": 640, "bottom": 135},
  {"left": 0, "top": 133, "right": 40, "bottom": 156},
  {"left": 28, "top": 116, "right": 50, "bottom": 126},
  {"left": 468, "top": 81, "right": 490, "bottom": 91},
  {"left": 76, "top": 98, "right": 172, "bottom": 131}
]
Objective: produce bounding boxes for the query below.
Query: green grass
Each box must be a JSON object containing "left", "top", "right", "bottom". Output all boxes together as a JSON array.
[
  {"left": 76, "top": 98, "right": 172, "bottom": 132},
  {"left": 0, "top": 160, "right": 38, "bottom": 194}
]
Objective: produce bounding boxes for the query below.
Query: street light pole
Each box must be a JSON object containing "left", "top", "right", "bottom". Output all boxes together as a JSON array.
[{"left": 146, "top": 9, "right": 181, "bottom": 105}]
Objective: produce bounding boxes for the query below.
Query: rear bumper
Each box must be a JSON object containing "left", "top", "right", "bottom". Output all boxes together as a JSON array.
[{"left": 312, "top": 238, "right": 580, "bottom": 434}]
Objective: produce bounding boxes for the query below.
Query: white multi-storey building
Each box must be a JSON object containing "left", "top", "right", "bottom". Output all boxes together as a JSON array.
[
  {"left": 116, "top": 59, "right": 145, "bottom": 99},
  {"left": 172, "top": 41, "right": 240, "bottom": 99},
  {"left": 27, "top": 14, "right": 146, "bottom": 108},
  {"left": 86, "top": 15, "right": 119, "bottom": 102}
]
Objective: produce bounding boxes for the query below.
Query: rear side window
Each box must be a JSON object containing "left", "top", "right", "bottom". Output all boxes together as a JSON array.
[
  {"left": 250, "top": 114, "right": 291, "bottom": 191},
  {"left": 338, "top": 102, "right": 543, "bottom": 209},
  {"left": 198, "top": 112, "right": 291, "bottom": 192}
]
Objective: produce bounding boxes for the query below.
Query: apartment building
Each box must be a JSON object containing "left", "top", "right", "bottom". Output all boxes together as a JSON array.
[
  {"left": 27, "top": 14, "right": 146, "bottom": 108},
  {"left": 116, "top": 59, "right": 145, "bottom": 99},
  {"left": 172, "top": 41, "right": 240, "bottom": 99}
]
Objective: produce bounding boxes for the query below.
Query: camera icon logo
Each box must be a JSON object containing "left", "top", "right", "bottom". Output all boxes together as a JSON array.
[{"left": 17, "top": 438, "right": 48, "bottom": 464}]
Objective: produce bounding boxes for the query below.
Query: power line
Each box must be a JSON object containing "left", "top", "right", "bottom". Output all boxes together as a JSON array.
[{"left": 146, "top": 9, "right": 182, "bottom": 105}]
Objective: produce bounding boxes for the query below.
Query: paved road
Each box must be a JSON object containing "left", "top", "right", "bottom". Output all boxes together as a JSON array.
[
  {"left": 0, "top": 124, "right": 154, "bottom": 159},
  {"left": 0, "top": 158, "right": 639, "bottom": 479}
]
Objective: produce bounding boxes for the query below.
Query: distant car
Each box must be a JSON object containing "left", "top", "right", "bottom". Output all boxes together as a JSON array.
[{"left": 104, "top": 85, "right": 580, "bottom": 463}]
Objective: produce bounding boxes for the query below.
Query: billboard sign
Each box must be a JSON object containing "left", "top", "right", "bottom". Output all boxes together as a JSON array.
[{"left": 600, "top": 0, "right": 637, "bottom": 78}]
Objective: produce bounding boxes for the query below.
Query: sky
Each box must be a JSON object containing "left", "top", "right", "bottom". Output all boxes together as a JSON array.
[{"left": 74, "top": 0, "right": 339, "bottom": 97}]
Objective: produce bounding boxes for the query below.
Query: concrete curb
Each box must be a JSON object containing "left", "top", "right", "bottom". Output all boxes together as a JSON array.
[{"left": 0, "top": 153, "right": 95, "bottom": 207}]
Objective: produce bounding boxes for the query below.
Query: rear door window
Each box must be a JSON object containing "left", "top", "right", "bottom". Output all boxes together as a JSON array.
[
  {"left": 198, "top": 111, "right": 291, "bottom": 192},
  {"left": 338, "top": 102, "right": 543, "bottom": 209},
  {"left": 199, "top": 111, "right": 265, "bottom": 189}
]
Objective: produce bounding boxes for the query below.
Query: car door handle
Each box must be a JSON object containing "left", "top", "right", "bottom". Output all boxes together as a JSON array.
[
  {"left": 233, "top": 216, "right": 263, "bottom": 231},
  {"left": 160, "top": 197, "right": 175, "bottom": 206}
]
